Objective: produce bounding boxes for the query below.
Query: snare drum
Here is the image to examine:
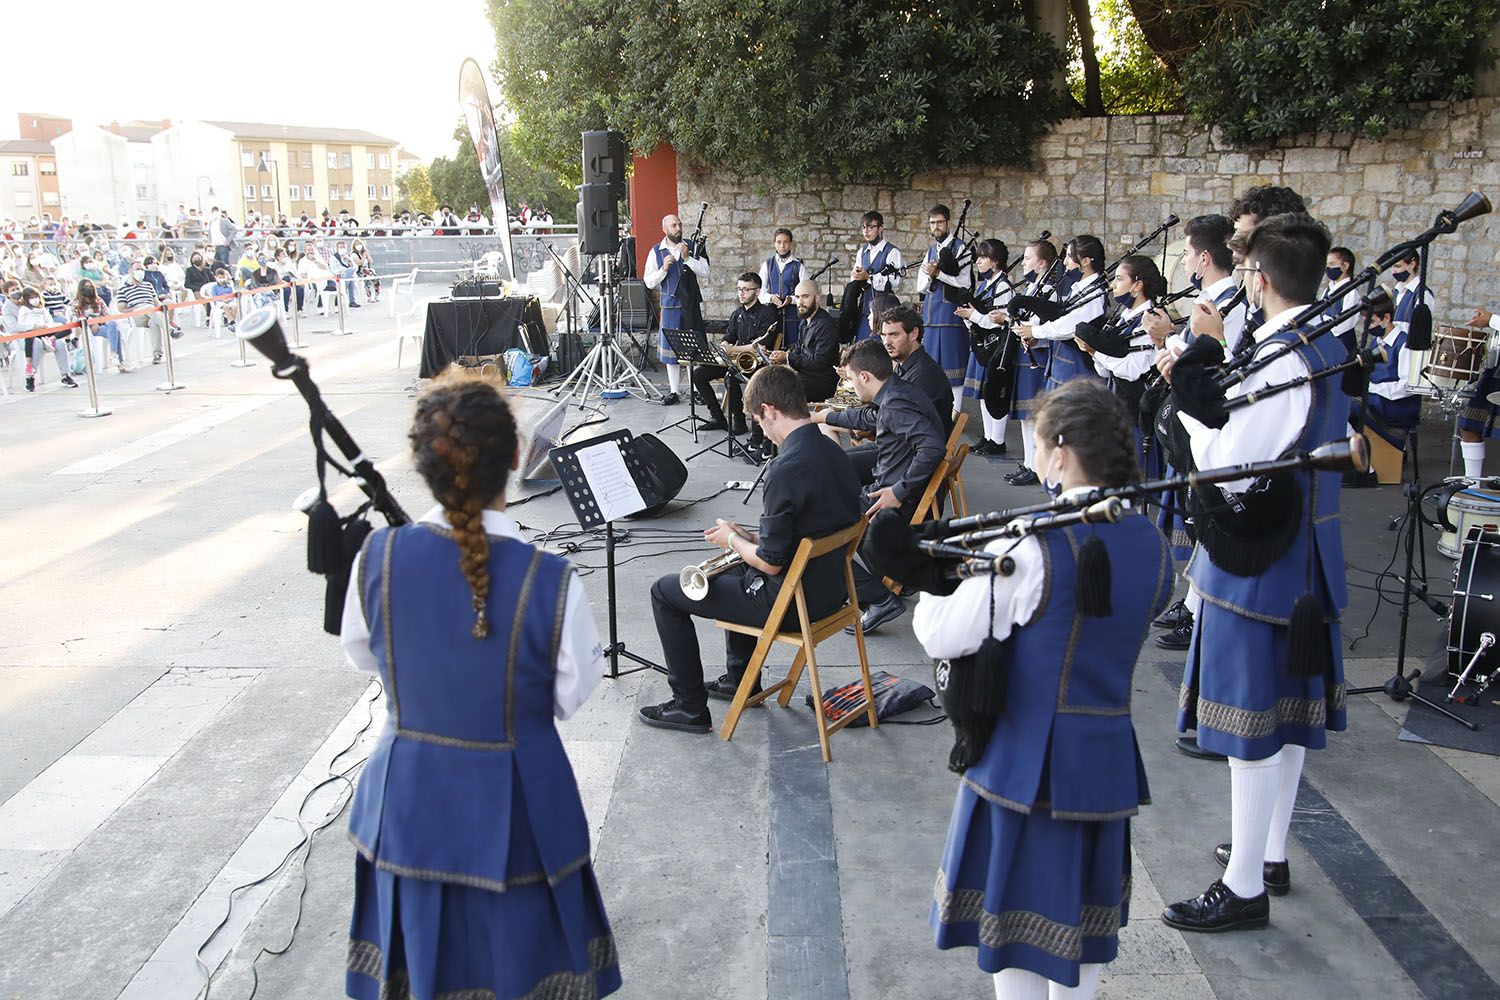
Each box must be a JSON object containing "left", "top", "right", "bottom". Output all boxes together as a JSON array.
[
  {"left": 1437, "top": 487, "right": 1500, "bottom": 558},
  {"left": 1410, "top": 324, "right": 1490, "bottom": 394},
  {"left": 1448, "top": 526, "right": 1500, "bottom": 679}
]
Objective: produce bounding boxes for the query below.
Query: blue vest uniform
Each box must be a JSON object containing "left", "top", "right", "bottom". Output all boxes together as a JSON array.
[
  {"left": 961, "top": 271, "right": 1012, "bottom": 400},
  {"left": 1361, "top": 329, "right": 1421, "bottom": 446},
  {"left": 933, "top": 515, "right": 1173, "bottom": 985},
  {"left": 1179, "top": 327, "right": 1350, "bottom": 760},
  {"left": 765, "top": 254, "right": 801, "bottom": 349},
  {"left": 653, "top": 243, "right": 705, "bottom": 362},
  {"left": 1009, "top": 278, "right": 1056, "bottom": 420},
  {"left": 856, "top": 242, "right": 896, "bottom": 340},
  {"left": 923, "top": 240, "right": 970, "bottom": 387},
  {"left": 347, "top": 525, "right": 620, "bottom": 1000}
]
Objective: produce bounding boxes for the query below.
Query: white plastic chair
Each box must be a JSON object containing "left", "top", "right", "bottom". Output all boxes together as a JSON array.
[
  {"left": 395, "top": 294, "right": 440, "bottom": 368},
  {"left": 388, "top": 267, "right": 419, "bottom": 318}
]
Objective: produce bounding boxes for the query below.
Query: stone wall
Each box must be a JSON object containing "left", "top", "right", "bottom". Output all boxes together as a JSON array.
[{"left": 674, "top": 98, "right": 1500, "bottom": 322}]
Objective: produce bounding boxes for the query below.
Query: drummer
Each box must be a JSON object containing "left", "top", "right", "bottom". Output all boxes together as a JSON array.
[
  {"left": 1459, "top": 305, "right": 1500, "bottom": 477},
  {"left": 1352, "top": 296, "right": 1420, "bottom": 458}
]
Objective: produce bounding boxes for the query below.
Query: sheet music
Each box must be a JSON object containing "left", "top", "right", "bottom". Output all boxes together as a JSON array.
[{"left": 575, "top": 441, "right": 646, "bottom": 522}]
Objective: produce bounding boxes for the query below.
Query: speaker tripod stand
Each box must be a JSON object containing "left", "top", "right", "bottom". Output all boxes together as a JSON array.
[{"left": 556, "top": 254, "right": 662, "bottom": 407}]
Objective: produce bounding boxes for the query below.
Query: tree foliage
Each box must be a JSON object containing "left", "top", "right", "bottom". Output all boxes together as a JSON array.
[
  {"left": 1070, "top": 0, "right": 1182, "bottom": 114},
  {"left": 1178, "top": 0, "right": 1500, "bottom": 144},
  {"left": 423, "top": 121, "right": 575, "bottom": 217},
  {"left": 397, "top": 164, "right": 436, "bottom": 216},
  {"left": 491, "top": 0, "right": 1069, "bottom": 182}
]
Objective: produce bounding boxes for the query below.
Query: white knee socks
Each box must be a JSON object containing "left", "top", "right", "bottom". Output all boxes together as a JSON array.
[
  {"left": 1462, "top": 440, "right": 1485, "bottom": 478},
  {"left": 992, "top": 964, "right": 1103, "bottom": 1000},
  {"left": 951, "top": 385, "right": 965, "bottom": 417},
  {"left": 1021, "top": 418, "right": 1037, "bottom": 469},
  {"left": 666, "top": 363, "right": 681, "bottom": 393},
  {"left": 1225, "top": 752, "right": 1282, "bottom": 897},
  {"left": 1262, "top": 744, "right": 1305, "bottom": 864},
  {"left": 982, "top": 410, "right": 1008, "bottom": 444}
]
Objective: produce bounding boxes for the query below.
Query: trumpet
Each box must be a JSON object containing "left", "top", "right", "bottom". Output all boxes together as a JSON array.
[
  {"left": 679, "top": 548, "right": 745, "bottom": 600},
  {"left": 727, "top": 349, "right": 763, "bottom": 374}
]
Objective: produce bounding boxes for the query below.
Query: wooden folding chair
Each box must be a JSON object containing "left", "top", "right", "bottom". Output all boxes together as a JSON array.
[{"left": 716, "top": 518, "right": 876, "bottom": 762}]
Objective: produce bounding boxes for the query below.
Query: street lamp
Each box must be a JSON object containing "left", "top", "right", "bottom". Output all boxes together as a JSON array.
[
  {"left": 256, "top": 153, "right": 282, "bottom": 221},
  {"left": 196, "top": 175, "right": 215, "bottom": 214}
]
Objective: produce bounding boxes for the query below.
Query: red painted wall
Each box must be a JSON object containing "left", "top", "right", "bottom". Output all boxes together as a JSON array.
[{"left": 629, "top": 145, "right": 678, "bottom": 277}]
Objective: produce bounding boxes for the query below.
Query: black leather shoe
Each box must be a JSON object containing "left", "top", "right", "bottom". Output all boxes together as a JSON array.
[
  {"left": 1174, "top": 735, "right": 1228, "bottom": 761},
  {"left": 1162, "top": 879, "right": 1269, "bottom": 933},
  {"left": 845, "top": 594, "right": 905, "bottom": 635},
  {"left": 1008, "top": 467, "right": 1040, "bottom": 486},
  {"left": 698, "top": 417, "right": 728, "bottom": 432},
  {"left": 1153, "top": 598, "right": 1190, "bottom": 629},
  {"left": 988, "top": 439, "right": 1007, "bottom": 457},
  {"left": 660, "top": 392, "right": 680, "bottom": 406},
  {"left": 638, "top": 698, "right": 711, "bottom": 733},
  {"left": 971, "top": 438, "right": 997, "bottom": 456},
  {"left": 1213, "top": 843, "right": 1291, "bottom": 896},
  {"left": 706, "top": 673, "right": 762, "bottom": 702},
  {"left": 1155, "top": 621, "right": 1193, "bottom": 650}
]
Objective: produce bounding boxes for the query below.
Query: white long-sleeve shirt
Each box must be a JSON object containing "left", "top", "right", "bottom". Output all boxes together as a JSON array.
[
  {"left": 1167, "top": 275, "right": 1247, "bottom": 357},
  {"left": 757, "top": 255, "right": 809, "bottom": 303},
  {"left": 642, "top": 238, "right": 709, "bottom": 290},
  {"left": 1091, "top": 300, "right": 1157, "bottom": 381},
  {"left": 1177, "top": 305, "right": 1312, "bottom": 493},
  {"left": 1322, "top": 278, "right": 1362, "bottom": 341},
  {"left": 915, "top": 234, "right": 971, "bottom": 297},
  {"left": 966, "top": 272, "right": 1015, "bottom": 329},
  {"left": 1367, "top": 324, "right": 1417, "bottom": 402},
  {"left": 912, "top": 485, "right": 1101, "bottom": 656},
  {"left": 1030, "top": 273, "right": 1106, "bottom": 341},
  {"left": 855, "top": 239, "right": 902, "bottom": 294},
  {"left": 340, "top": 506, "right": 606, "bottom": 721}
]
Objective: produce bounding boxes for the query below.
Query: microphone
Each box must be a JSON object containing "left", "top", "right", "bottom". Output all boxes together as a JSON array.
[{"left": 1408, "top": 302, "right": 1434, "bottom": 352}]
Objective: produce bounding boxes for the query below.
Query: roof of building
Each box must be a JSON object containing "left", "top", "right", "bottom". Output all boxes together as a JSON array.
[
  {"left": 108, "top": 126, "right": 164, "bottom": 143},
  {"left": 0, "top": 139, "right": 55, "bottom": 155},
  {"left": 203, "top": 121, "right": 400, "bottom": 146}
]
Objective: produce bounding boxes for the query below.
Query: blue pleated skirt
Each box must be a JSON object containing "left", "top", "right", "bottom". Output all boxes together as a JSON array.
[
  {"left": 658, "top": 307, "right": 682, "bottom": 364},
  {"left": 1458, "top": 368, "right": 1500, "bottom": 439},
  {"left": 1178, "top": 598, "right": 1348, "bottom": 760},
  {"left": 1009, "top": 346, "right": 1050, "bottom": 420},
  {"left": 932, "top": 782, "right": 1130, "bottom": 987},
  {"left": 929, "top": 322, "right": 971, "bottom": 388}
]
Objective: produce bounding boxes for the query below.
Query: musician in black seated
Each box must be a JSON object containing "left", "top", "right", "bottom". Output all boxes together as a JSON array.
[
  {"left": 879, "top": 305, "right": 954, "bottom": 440},
  {"left": 691, "top": 271, "right": 779, "bottom": 435},
  {"left": 640, "top": 366, "right": 862, "bottom": 735},
  {"left": 770, "top": 279, "right": 840, "bottom": 404}
]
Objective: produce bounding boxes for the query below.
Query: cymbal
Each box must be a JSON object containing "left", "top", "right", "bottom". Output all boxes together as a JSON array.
[{"left": 1487, "top": 391, "right": 1500, "bottom": 407}]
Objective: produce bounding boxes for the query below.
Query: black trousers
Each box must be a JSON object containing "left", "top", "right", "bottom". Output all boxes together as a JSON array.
[
  {"left": 689, "top": 364, "right": 744, "bottom": 426},
  {"left": 850, "top": 486, "right": 919, "bottom": 606},
  {"left": 651, "top": 567, "right": 775, "bottom": 716}
]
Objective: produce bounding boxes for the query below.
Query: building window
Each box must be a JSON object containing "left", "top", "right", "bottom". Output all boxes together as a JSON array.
[
  {"left": 39, "top": 160, "right": 56, "bottom": 176},
  {"left": 14, "top": 192, "right": 32, "bottom": 207},
  {"left": 11, "top": 162, "right": 29, "bottom": 177},
  {"left": 340, "top": 153, "right": 352, "bottom": 168},
  {"left": 287, "top": 185, "right": 298, "bottom": 201},
  {"left": 241, "top": 150, "right": 254, "bottom": 167},
  {"left": 327, "top": 152, "right": 338, "bottom": 168},
  {"left": 244, "top": 184, "right": 256, "bottom": 200},
  {"left": 136, "top": 185, "right": 148, "bottom": 199},
  {"left": 42, "top": 191, "right": 59, "bottom": 206},
  {"left": 260, "top": 185, "right": 271, "bottom": 200},
  {"left": 366, "top": 153, "right": 375, "bottom": 169},
  {"left": 344, "top": 185, "right": 355, "bottom": 200},
  {"left": 379, "top": 153, "right": 390, "bottom": 169},
  {"left": 330, "top": 186, "right": 339, "bottom": 202},
  {"left": 367, "top": 185, "right": 377, "bottom": 199},
  {"left": 381, "top": 185, "right": 391, "bottom": 199}
]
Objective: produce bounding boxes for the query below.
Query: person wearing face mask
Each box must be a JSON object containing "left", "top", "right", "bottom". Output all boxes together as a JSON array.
[
  {"left": 850, "top": 211, "right": 903, "bottom": 341},
  {"left": 142, "top": 256, "right": 184, "bottom": 340},
  {"left": 758, "top": 228, "right": 808, "bottom": 350},
  {"left": 642, "top": 212, "right": 711, "bottom": 405},
  {"left": 1322, "top": 247, "right": 1361, "bottom": 357},
  {"left": 1078, "top": 255, "right": 1164, "bottom": 421},
  {"left": 990, "top": 239, "right": 1062, "bottom": 482},
  {"left": 1349, "top": 297, "right": 1418, "bottom": 469},
  {"left": 184, "top": 251, "right": 215, "bottom": 325},
  {"left": 72, "top": 277, "right": 128, "bottom": 372},
  {"left": 916, "top": 204, "right": 973, "bottom": 416},
  {"left": 11, "top": 283, "right": 77, "bottom": 391},
  {"left": 1161, "top": 212, "right": 1348, "bottom": 935},
  {"left": 955, "top": 238, "right": 1014, "bottom": 456},
  {"left": 1010, "top": 236, "right": 1107, "bottom": 402},
  {"left": 118, "top": 263, "right": 167, "bottom": 364},
  {"left": 914, "top": 380, "right": 1173, "bottom": 1000}
]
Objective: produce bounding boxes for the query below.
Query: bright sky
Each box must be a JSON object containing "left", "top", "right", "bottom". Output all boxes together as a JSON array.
[{"left": 0, "top": 1, "right": 498, "bottom": 161}]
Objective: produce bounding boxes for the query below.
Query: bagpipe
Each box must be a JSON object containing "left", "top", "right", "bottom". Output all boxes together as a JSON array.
[
  {"left": 972, "top": 231, "right": 1058, "bottom": 418},
  {"left": 1007, "top": 214, "right": 1179, "bottom": 324},
  {"left": 673, "top": 201, "right": 710, "bottom": 319}
]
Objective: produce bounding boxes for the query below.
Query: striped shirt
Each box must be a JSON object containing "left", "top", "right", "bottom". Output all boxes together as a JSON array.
[{"left": 116, "top": 280, "right": 159, "bottom": 311}]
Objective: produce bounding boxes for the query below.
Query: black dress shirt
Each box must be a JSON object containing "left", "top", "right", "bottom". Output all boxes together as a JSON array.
[
  {"left": 787, "top": 308, "right": 840, "bottom": 392},
  {"left": 725, "top": 301, "right": 780, "bottom": 348},
  {"left": 895, "top": 345, "right": 953, "bottom": 437},
  {"left": 755, "top": 423, "right": 862, "bottom": 609},
  {"left": 825, "top": 376, "right": 945, "bottom": 505}
]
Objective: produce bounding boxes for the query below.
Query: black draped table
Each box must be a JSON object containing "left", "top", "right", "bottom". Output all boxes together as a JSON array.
[{"left": 420, "top": 295, "right": 548, "bottom": 378}]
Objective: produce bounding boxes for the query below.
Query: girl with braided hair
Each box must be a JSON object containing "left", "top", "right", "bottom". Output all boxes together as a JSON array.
[
  {"left": 914, "top": 380, "right": 1172, "bottom": 1000},
  {"left": 339, "top": 371, "right": 620, "bottom": 1000}
]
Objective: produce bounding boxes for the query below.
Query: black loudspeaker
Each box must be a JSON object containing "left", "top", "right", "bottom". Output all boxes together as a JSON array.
[
  {"left": 582, "top": 129, "right": 627, "bottom": 200},
  {"left": 577, "top": 183, "right": 619, "bottom": 256}
]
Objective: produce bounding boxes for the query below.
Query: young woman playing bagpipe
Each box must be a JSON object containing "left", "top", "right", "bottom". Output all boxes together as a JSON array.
[{"left": 955, "top": 238, "right": 1016, "bottom": 456}]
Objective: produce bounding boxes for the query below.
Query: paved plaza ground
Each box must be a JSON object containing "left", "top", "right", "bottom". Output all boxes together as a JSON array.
[{"left": 2, "top": 299, "right": 1499, "bottom": 999}]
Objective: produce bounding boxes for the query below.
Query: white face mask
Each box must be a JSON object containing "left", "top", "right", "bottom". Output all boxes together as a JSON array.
[{"left": 1041, "top": 447, "right": 1063, "bottom": 498}]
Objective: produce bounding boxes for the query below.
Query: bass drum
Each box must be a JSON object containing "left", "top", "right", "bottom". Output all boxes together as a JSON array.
[{"left": 1448, "top": 527, "right": 1500, "bottom": 679}]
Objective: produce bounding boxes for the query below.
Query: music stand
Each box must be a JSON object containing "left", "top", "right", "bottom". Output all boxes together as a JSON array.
[
  {"left": 549, "top": 429, "right": 669, "bottom": 679},
  {"left": 660, "top": 326, "right": 718, "bottom": 443}
]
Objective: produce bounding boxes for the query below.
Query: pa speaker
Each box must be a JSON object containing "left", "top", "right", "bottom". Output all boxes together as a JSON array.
[
  {"left": 582, "top": 130, "right": 627, "bottom": 200},
  {"left": 577, "top": 183, "right": 619, "bottom": 256}
]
